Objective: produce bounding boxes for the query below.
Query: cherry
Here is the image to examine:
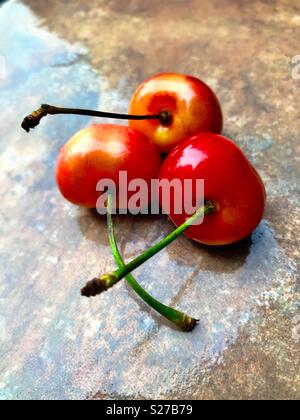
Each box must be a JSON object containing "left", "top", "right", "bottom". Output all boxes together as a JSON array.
[
  {"left": 129, "top": 73, "right": 223, "bottom": 153},
  {"left": 160, "top": 133, "right": 266, "bottom": 245},
  {"left": 56, "top": 124, "right": 161, "bottom": 209}
]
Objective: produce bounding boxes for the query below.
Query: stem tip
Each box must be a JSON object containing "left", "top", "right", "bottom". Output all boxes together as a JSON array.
[
  {"left": 21, "top": 105, "right": 49, "bottom": 132},
  {"left": 81, "top": 273, "right": 119, "bottom": 298},
  {"left": 181, "top": 315, "right": 199, "bottom": 332}
]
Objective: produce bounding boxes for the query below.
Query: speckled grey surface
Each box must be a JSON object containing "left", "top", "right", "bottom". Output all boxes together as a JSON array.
[{"left": 0, "top": 0, "right": 299, "bottom": 400}]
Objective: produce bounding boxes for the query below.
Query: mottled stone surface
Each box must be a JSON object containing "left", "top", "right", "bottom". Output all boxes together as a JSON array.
[{"left": 0, "top": 0, "right": 299, "bottom": 400}]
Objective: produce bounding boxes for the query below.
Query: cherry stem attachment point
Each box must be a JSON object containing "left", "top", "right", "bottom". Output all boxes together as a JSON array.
[
  {"left": 81, "top": 200, "right": 215, "bottom": 300},
  {"left": 21, "top": 104, "right": 166, "bottom": 133}
]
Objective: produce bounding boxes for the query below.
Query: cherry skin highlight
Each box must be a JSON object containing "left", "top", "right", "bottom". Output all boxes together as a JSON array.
[
  {"left": 159, "top": 133, "right": 266, "bottom": 245},
  {"left": 129, "top": 73, "right": 223, "bottom": 153},
  {"left": 56, "top": 124, "right": 161, "bottom": 209}
]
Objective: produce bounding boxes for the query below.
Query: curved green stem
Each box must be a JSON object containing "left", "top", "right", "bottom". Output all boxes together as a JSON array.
[
  {"left": 81, "top": 200, "right": 215, "bottom": 298},
  {"left": 106, "top": 196, "right": 198, "bottom": 331}
]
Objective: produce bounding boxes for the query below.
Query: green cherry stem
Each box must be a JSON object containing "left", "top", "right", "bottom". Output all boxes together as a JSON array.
[
  {"left": 21, "top": 104, "right": 171, "bottom": 133},
  {"left": 105, "top": 196, "right": 198, "bottom": 331},
  {"left": 81, "top": 200, "right": 215, "bottom": 298}
]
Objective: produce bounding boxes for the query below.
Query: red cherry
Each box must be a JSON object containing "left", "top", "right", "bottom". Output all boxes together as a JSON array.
[
  {"left": 56, "top": 124, "right": 161, "bottom": 209},
  {"left": 159, "top": 133, "right": 266, "bottom": 245},
  {"left": 129, "top": 73, "right": 223, "bottom": 153}
]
